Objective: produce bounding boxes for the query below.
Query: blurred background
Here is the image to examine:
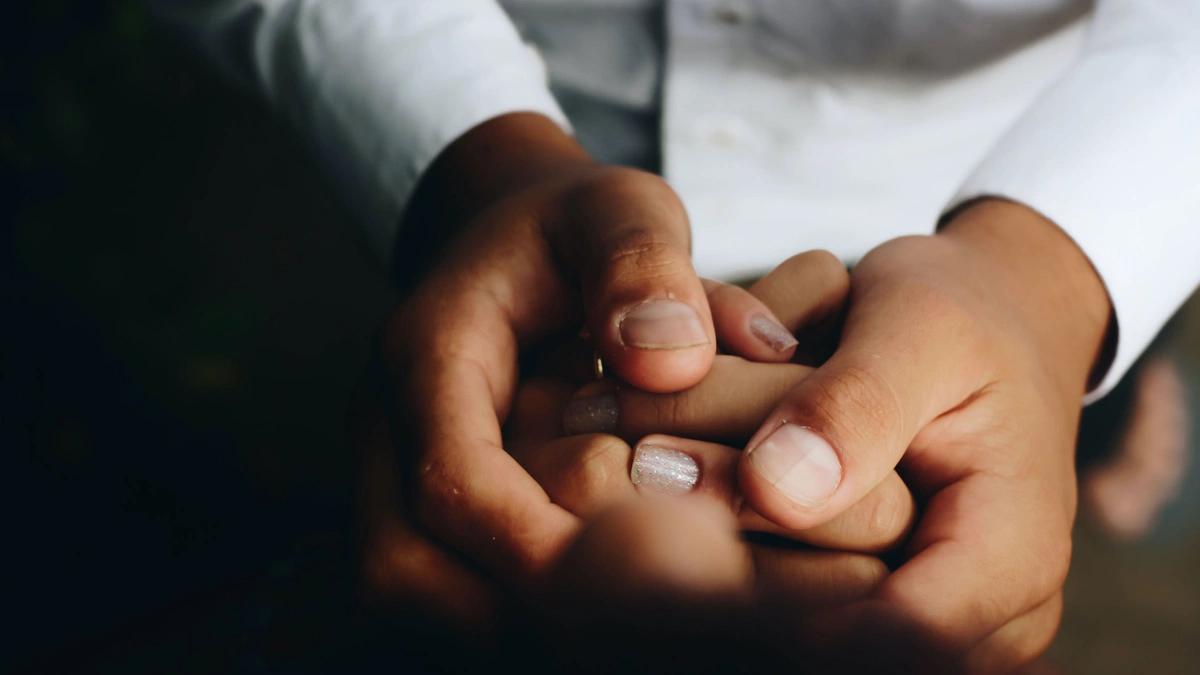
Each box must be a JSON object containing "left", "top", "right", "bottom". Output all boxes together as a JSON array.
[{"left": 4, "top": 3, "right": 1198, "bottom": 673}]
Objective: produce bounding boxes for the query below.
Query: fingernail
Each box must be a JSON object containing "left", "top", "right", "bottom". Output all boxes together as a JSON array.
[
  {"left": 563, "top": 392, "right": 618, "bottom": 435},
  {"left": 631, "top": 444, "right": 699, "bottom": 495},
  {"left": 749, "top": 314, "right": 798, "bottom": 352},
  {"left": 619, "top": 300, "right": 709, "bottom": 350},
  {"left": 747, "top": 424, "right": 841, "bottom": 507}
]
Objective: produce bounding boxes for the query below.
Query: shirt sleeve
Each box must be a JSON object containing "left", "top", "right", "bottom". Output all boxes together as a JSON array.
[
  {"left": 150, "top": 0, "right": 569, "bottom": 261},
  {"left": 945, "top": 0, "right": 1200, "bottom": 403}
]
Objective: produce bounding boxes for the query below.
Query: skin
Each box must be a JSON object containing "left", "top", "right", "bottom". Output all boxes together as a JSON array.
[
  {"left": 369, "top": 109, "right": 1111, "bottom": 669},
  {"left": 386, "top": 113, "right": 851, "bottom": 588},
  {"left": 569, "top": 201, "right": 1113, "bottom": 669},
  {"left": 756, "top": 199, "right": 1110, "bottom": 662},
  {"left": 383, "top": 111, "right": 722, "bottom": 582},
  {"left": 360, "top": 266, "right": 910, "bottom": 610},
  {"left": 355, "top": 361, "right": 898, "bottom": 659},
  {"left": 357, "top": 249, "right": 912, "bottom": 666}
]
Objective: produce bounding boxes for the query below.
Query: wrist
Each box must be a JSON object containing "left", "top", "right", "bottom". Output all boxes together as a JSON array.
[{"left": 940, "top": 198, "right": 1114, "bottom": 393}]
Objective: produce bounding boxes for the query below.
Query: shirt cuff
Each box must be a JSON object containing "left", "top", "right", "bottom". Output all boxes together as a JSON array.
[
  {"left": 945, "top": 20, "right": 1200, "bottom": 403},
  {"left": 264, "top": 1, "right": 570, "bottom": 263}
]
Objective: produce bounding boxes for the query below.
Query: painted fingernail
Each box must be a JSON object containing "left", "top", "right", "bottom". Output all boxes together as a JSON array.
[
  {"left": 749, "top": 314, "right": 798, "bottom": 352},
  {"left": 747, "top": 424, "right": 841, "bottom": 507},
  {"left": 619, "top": 300, "right": 708, "bottom": 350},
  {"left": 563, "top": 392, "right": 618, "bottom": 435},
  {"left": 631, "top": 444, "right": 699, "bottom": 495}
]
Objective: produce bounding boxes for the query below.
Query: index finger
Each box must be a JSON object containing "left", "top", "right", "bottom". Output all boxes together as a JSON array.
[{"left": 389, "top": 271, "right": 580, "bottom": 582}]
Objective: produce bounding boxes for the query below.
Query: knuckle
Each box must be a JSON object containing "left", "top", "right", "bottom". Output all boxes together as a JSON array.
[
  {"left": 969, "top": 596, "right": 1063, "bottom": 674},
  {"left": 705, "top": 281, "right": 747, "bottom": 312},
  {"left": 842, "top": 553, "right": 889, "bottom": 588},
  {"left": 656, "top": 390, "right": 695, "bottom": 431},
  {"left": 1010, "top": 521, "right": 1072, "bottom": 602},
  {"left": 862, "top": 480, "right": 912, "bottom": 549},
  {"left": 1018, "top": 603, "right": 1063, "bottom": 663},
  {"left": 568, "top": 435, "right": 633, "bottom": 505},
  {"left": 605, "top": 231, "right": 687, "bottom": 283},
  {"left": 809, "top": 364, "right": 907, "bottom": 449},
  {"left": 1041, "top": 595, "right": 1065, "bottom": 645},
  {"left": 1036, "top": 530, "right": 1073, "bottom": 594},
  {"left": 413, "top": 462, "right": 467, "bottom": 530}
]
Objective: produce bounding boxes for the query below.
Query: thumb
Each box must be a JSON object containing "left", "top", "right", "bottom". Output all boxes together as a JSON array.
[
  {"left": 739, "top": 280, "right": 990, "bottom": 529},
  {"left": 546, "top": 169, "right": 714, "bottom": 393}
]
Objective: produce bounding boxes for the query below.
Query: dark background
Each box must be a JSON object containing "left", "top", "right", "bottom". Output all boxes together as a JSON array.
[
  {"left": 6, "top": 2, "right": 393, "bottom": 671},
  {"left": 5, "top": 2, "right": 1199, "bottom": 673}
]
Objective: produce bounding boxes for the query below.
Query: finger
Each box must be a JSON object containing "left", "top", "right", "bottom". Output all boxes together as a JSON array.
[
  {"left": 876, "top": 463, "right": 1074, "bottom": 649},
  {"left": 740, "top": 469, "right": 916, "bottom": 554},
  {"left": 702, "top": 279, "right": 797, "bottom": 362},
  {"left": 505, "top": 377, "right": 578, "bottom": 444},
  {"left": 362, "top": 518, "right": 500, "bottom": 630},
  {"left": 750, "top": 546, "right": 888, "bottom": 608},
  {"left": 563, "top": 353, "right": 916, "bottom": 553},
  {"left": 508, "top": 434, "right": 638, "bottom": 518},
  {"left": 390, "top": 285, "right": 579, "bottom": 582},
  {"left": 545, "top": 498, "right": 903, "bottom": 673},
  {"left": 353, "top": 375, "right": 498, "bottom": 630},
  {"left": 544, "top": 169, "right": 715, "bottom": 393},
  {"left": 564, "top": 355, "right": 812, "bottom": 442},
  {"left": 748, "top": 250, "right": 849, "bottom": 363},
  {"left": 515, "top": 428, "right": 914, "bottom": 554},
  {"left": 549, "top": 495, "right": 752, "bottom": 602},
  {"left": 964, "top": 593, "right": 1063, "bottom": 674},
  {"left": 740, "top": 265, "right": 993, "bottom": 530},
  {"left": 404, "top": 350, "right": 579, "bottom": 580},
  {"left": 563, "top": 346, "right": 929, "bottom": 551},
  {"left": 542, "top": 496, "right": 762, "bottom": 673},
  {"left": 748, "top": 250, "right": 850, "bottom": 330},
  {"left": 508, "top": 434, "right": 738, "bottom": 518}
]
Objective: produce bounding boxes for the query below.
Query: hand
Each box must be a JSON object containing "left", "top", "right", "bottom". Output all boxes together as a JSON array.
[
  {"left": 354, "top": 365, "right": 900, "bottom": 655},
  {"left": 379, "top": 111, "right": 816, "bottom": 587},
  {"left": 358, "top": 268, "right": 908, "bottom": 642},
  {"left": 565, "top": 250, "right": 913, "bottom": 553},
  {"left": 575, "top": 202, "right": 1113, "bottom": 671},
  {"left": 508, "top": 374, "right": 914, "bottom": 555},
  {"left": 382, "top": 112, "right": 727, "bottom": 583}
]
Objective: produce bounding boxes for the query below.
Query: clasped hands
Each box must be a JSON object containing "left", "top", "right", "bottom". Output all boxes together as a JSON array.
[{"left": 357, "top": 115, "right": 1112, "bottom": 673}]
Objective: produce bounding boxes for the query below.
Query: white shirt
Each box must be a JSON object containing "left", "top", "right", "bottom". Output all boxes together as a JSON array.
[{"left": 155, "top": 0, "right": 1200, "bottom": 400}]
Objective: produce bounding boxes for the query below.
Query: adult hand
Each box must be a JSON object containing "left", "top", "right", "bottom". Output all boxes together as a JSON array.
[
  {"left": 573, "top": 201, "right": 1113, "bottom": 670},
  {"left": 385, "top": 112, "right": 713, "bottom": 582},
  {"left": 380, "top": 112, "right": 802, "bottom": 584}
]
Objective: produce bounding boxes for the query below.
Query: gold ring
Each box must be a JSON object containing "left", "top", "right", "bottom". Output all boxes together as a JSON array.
[{"left": 592, "top": 352, "right": 605, "bottom": 380}]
